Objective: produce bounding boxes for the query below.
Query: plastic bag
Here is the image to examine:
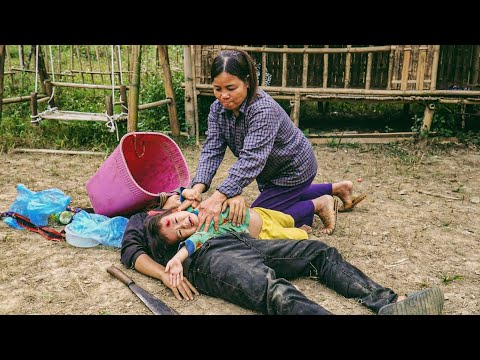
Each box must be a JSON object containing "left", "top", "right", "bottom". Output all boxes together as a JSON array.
[
  {"left": 3, "top": 184, "right": 71, "bottom": 230},
  {"left": 65, "top": 210, "right": 128, "bottom": 248}
]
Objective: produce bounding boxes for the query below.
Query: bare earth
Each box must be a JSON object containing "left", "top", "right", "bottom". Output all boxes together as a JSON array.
[{"left": 1, "top": 141, "right": 479, "bottom": 315}]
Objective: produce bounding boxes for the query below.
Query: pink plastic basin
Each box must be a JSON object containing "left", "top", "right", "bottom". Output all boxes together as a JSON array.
[{"left": 86, "top": 132, "right": 190, "bottom": 217}]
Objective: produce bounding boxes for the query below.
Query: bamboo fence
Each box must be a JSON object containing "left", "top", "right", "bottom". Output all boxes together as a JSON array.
[{"left": 187, "top": 45, "right": 480, "bottom": 135}]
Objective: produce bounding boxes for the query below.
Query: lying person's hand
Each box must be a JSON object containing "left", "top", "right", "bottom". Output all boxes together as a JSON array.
[
  {"left": 222, "top": 195, "right": 247, "bottom": 226},
  {"left": 165, "top": 258, "right": 184, "bottom": 288},
  {"left": 160, "top": 272, "right": 199, "bottom": 301},
  {"left": 178, "top": 188, "right": 202, "bottom": 211}
]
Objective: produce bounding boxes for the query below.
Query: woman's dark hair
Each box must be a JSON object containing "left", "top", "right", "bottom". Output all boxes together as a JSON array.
[
  {"left": 211, "top": 49, "right": 258, "bottom": 105},
  {"left": 143, "top": 209, "right": 177, "bottom": 260}
]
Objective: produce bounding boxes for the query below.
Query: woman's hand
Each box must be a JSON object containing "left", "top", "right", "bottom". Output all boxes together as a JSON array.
[
  {"left": 165, "top": 258, "right": 183, "bottom": 288},
  {"left": 196, "top": 191, "right": 227, "bottom": 232},
  {"left": 222, "top": 195, "right": 247, "bottom": 226}
]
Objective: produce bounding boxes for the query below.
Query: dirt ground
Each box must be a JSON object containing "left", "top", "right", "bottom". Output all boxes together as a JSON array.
[{"left": 1, "top": 140, "right": 479, "bottom": 315}]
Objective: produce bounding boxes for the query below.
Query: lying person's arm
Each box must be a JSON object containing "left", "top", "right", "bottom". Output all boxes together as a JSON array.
[
  {"left": 121, "top": 211, "right": 199, "bottom": 301},
  {"left": 165, "top": 247, "right": 189, "bottom": 288}
]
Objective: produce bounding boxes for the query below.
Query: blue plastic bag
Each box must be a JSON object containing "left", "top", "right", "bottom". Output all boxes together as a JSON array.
[
  {"left": 66, "top": 210, "right": 128, "bottom": 248},
  {"left": 3, "top": 184, "right": 71, "bottom": 230}
]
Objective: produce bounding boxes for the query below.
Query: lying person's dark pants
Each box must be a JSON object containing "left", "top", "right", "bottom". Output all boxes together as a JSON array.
[{"left": 184, "top": 232, "right": 398, "bottom": 315}]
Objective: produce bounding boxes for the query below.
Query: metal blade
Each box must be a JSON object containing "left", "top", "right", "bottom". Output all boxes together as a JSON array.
[{"left": 129, "top": 284, "right": 178, "bottom": 315}]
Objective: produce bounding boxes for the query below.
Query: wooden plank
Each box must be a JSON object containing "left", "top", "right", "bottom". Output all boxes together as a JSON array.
[
  {"left": 302, "top": 45, "right": 309, "bottom": 88},
  {"left": 40, "top": 111, "right": 110, "bottom": 122},
  {"left": 309, "top": 136, "right": 413, "bottom": 145}
]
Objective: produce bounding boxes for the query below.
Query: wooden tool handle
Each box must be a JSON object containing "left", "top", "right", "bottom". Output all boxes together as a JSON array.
[{"left": 107, "top": 265, "right": 134, "bottom": 286}]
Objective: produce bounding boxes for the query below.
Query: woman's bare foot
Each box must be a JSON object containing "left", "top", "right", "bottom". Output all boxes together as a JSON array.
[
  {"left": 312, "top": 195, "right": 338, "bottom": 235},
  {"left": 299, "top": 224, "right": 312, "bottom": 234},
  {"left": 332, "top": 180, "right": 353, "bottom": 210}
]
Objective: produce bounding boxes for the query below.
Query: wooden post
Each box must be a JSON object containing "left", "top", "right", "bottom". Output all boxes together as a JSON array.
[
  {"left": 421, "top": 103, "right": 435, "bottom": 132},
  {"left": 282, "top": 45, "right": 288, "bottom": 88},
  {"left": 471, "top": 45, "right": 479, "bottom": 86},
  {"left": 183, "top": 45, "right": 195, "bottom": 137},
  {"left": 387, "top": 45, "right": 395, "bottom": 90},
  {"left": 302, "top": 45, "right": 309, "bottom": 88},
  {"left": 400, "top": 46, "right": 411, "bottom": 90},
  {"left": 30, "top": 92, "right": 38, "bottom": 126},
  {"left": 106, "top": 94, "right": 113, "bottom": 117},
  {"left": 430, "top": 45, "right": 440, "bottom": 90},
  {"left": 44, "top": 80, "right": 56, "bottom": 108},
  {"left": 323, "top": 45, "right": 329, "bottom": 88},
  {"left": 157, "top": 45, "right": 180, "bottom": 137},
  {"left": 120, "top": 85, "right": 128, "bottom": 114},
  {"left": 85, "top": 45, "right": 95, "bottom": 83},
  {"left": 416, "top": 45, "right": 427, "bottom": 90},
  {"left": 94, "top": 46, "right": 104, "bottom": 82},
  {"left": 70, "top": 45, "right": 74, "bottom": 77},
  {"left": 36, "top": 47, "right": 49, "bottom": 94},
  {"left": 18, "top": 45, "right": 24, "bottom": 70},
  {"left": 0, "top": 45, "right": 5, "bottom": 123},
  {"left": 365, "top": 47, "right": 373, "bottom": 90},
  {"left": 344, "top": 45, "right": 351, "bottom": 88},
  {"left": 127, "top": 45, "right": 142, "bottom": 133},
  {"left": 191, "top": 46, "right": 200, "bottom": 146},
  {"left": 76, "top": 46, "right": 85, "bottom": 83},
  {"left": 290, "top": 92, "right": 301, "bottom": 127},
  {"left": 259, "top": 48, "right": 266, "bottom": 86},
  {"left": 56, "top": 45, "right": 62, "bottom": 79}
]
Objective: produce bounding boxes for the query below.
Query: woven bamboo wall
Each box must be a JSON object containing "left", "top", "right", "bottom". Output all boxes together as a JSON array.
[{"left": 194, "top": 45, "right": 480, "bottom": 92}]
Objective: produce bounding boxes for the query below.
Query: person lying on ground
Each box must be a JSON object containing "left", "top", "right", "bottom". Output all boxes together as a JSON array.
[{"left": 121, "top": 208, "right": 445, "bottom": 315}]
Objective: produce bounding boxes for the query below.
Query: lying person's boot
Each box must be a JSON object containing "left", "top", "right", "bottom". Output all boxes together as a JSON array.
[{"left": 378, "top": 287, "right": 444, "bottom": 315}]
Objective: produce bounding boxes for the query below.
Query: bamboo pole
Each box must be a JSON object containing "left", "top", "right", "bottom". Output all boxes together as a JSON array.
[
  {"left": 75, "top": 46, "right": 85, "bottom": 83},
  {"left": 344, "top": 45, "right": 351, "bottom": 88},
  {"left": 430, "top": 45, "right": 441, "bottom": 90},
  {"left": 421, "top": 103, "right": 436, "bottom": 132},
  {"left": 323, "top": 45, "right": 329, "bottom": 88},
  {"left": 18, "top": 46, "right": 24, "bottom": 70},
  {"left": 138, "top": 98, "right": 172, "bottom": 110},
  {"left": 158, "top": 45, "right": 180, "bottom": 137},
  {"left": 220, "top": 45, "right": 391, "bottom": 54},
  {"left": 183, "top": 45, "right": 195, "bottom": 137},
  {"left": 416, "top": 46, "right": 427, "bottom": 90},
  {"left": 191, "top": 45, "right": 200, "bottom": 146},
  {"left": 0, "top": 45, "right": 5, "bottom": 123},
  {"left": 36, "top": 46, "right": 48, "bottom": 95},
  {"left": 56, "top": 45, "right": 62, "bottom": 80},
  {"left": 128, "top": 45, "right": 141, "bottom": 133},
  {"left": 195, "top": 82, "right": 480, "bottom": 96},
  {"left": 94, "top": 46, "right": 104, "bottom": 83},
  {"left": 261, "top": 48, "right": 267, "bottom": 86},
  {"left": 365, "top": 47, "right": 373, "bottom": 90},
  {"left": 106, "top": 95, "right": 113, "bottom": 117},
  {"left": 70, "top": 45, "right": 74, "bottom": 75},
  {"left": 85, "top": 45, "right": 95, "bottom": 83},
  {"left": 387, "top": 45, "right": 395, "bottom": 90},
  {"left": 473, "top": 45, "right": 480, "bottom": 86},
  {"left": 400, "top": 46, "right": 411, "bottom": 90},
  {"left": 44, "top": 80, "right": 55, "bottom": 108},
  {"left": 50, "top": 81, "right": 126, "bottom": 90},
  {"left": 115, "top": 45, "right": 122, "bottom": 84},
  {"left": 282, "top": 45, "right": 288, "bottom": 88},
  {"left": 302, "top": 45, "right": 309, "bottom": 88},
  {"left": 12, "top": 148, "right": 107, "bottom": 156},
  {"left": 291, "top": 92, "right": 301, "bottom": 127},
  {"left": 30, "top": 92, "right": 38, "bottom": 126},
  {"left": 2, "top": 94, "right": 48, "bottom": 104},
  {"left": 120, "top": 85, "right": 128, "bottom": 113}
]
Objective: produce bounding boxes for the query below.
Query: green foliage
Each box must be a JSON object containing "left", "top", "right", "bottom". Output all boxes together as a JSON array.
[
  {"left": 326, "top": 138, "right": 359, "bottom": 149},
  {"left": 441, "top": 274, "right": 463, "bottom": 285}
]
